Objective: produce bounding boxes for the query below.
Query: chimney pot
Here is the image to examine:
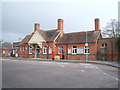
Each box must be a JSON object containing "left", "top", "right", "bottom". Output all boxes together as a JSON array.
[
  {"left": 58, "top": 19, "right": 63, "bottom": 30},
  {"left": 58, "top": 19, "right": 64, "bottom": 37},
  {"left": 95, "top": 18, "right": 100, "bottom": 31},
  {"left": 34, "top": 23, "right": 40, "bottom": 32}
]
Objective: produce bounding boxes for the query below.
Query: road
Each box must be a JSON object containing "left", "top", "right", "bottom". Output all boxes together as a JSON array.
[{"left": 2, "top": 58, "right": 119, "bottom": 88}]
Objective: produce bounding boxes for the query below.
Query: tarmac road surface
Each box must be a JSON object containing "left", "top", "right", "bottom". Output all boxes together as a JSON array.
[{"left": 2, "top": 58, "right": 119, "bottom": 88}]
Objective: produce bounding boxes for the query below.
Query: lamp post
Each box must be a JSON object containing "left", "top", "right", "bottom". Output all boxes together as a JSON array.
[{"left": 85, "top": 31, "right": 88, "bottom": 62}]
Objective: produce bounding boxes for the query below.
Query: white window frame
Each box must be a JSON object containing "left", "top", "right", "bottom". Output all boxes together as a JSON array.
[
  {"left": 43, "top": 46, "right": 47, "bottom": 54},
  {"left": 20, "top": 47, "right": 22, "bottom": 51},
  {"left": 29, "top": 46, "right": 32, "bottom": 54},
  {"left": 13, "top": 50, "right": 15, "bottom": 54},
  {"left": 68, "top": 48, "right": 71, "bottom": 54},
  {"left": 77, "top": 48, "right": 84, "bottom": 54},
  {"left": 84, "top": 46, "right": 89, "bottom": 54},
  {"left": 26, "top": 47, "right": 27, "bottom": 50},
  {"left": 72, "top": 46, "right": 77, "bottom": 54},
  {"left": 23, "top": 47, "right": 24, "bottom": 51},
  {"left": 49, "top": 47, "right": 52, "bottom": 54}
]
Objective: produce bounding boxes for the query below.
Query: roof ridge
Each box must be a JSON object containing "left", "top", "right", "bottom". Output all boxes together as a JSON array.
[
  {"left": 37, "top": 29, "right": 58, "bottom": 32},
  {"left": 64, "top": 30, "right": 95, "bottom": 35},
  {"left": 45, "top": 29, "right": 58, "bottom": 32},
  {"left": 37, "top": 29, "right": 45, "bottom": 32}
]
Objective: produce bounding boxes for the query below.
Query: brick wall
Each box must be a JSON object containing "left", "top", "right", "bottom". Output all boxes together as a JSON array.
[
  {"left": 97, "top": 38, "right": 118, "bottom": 61},
  {"left": 56, "top": 43, "right": 98, "bottom": 60}
]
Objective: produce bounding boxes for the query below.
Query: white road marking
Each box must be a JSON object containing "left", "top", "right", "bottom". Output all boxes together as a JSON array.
[
  {"left": 58, "top": 63, "right": 69, "bottom": 65},
  {"left": 95, "top": 66, "right": 120, "bottom": 81},
  {"left": 60, "top": 65, "right": 65, "bottom": 67},
  {"left": 80, "top": 70, "right": 85, "bottom": 72},
  {"left": 12, "top": 60, "right": 18, "bottom": 61},
  {"left": 85, "top": 66, "right": 88, "bottom": 68},
  {"left": 80, "top": 63, "right": 95, "bottom": 68},
  {"left": 80, "top": 63, "right": 91, "bottom": 66},
  {"left": 40, "top": 62, "right": 56, "bottom": 64}
]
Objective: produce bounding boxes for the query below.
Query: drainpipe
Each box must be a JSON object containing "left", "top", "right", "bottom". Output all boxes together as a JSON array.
[
  {"left": 66, "top": 43, "right": 68, "bottom": 59},
  {"left": 47, "top": 42, "right": 49, "bottom": 59}
]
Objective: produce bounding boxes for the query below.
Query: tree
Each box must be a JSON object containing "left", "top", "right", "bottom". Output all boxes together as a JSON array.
[{"left": 102, "top": 19, "right": 120, "bottom": 38}]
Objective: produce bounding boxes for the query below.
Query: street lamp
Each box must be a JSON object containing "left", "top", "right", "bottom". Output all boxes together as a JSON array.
[{"left": 85, "top": 31, "right": 89, "bottom": 62}]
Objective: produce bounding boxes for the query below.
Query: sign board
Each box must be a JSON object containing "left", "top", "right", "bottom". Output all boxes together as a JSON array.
[
  {"left": 85, "top": 43, "right": 88, "bottom": 46},
  {"left": 59, "top": 47, "right": 63, "bottom": 49}
]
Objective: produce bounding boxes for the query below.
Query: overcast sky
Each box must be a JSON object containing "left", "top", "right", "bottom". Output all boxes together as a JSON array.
[{"left": 1, "top": 0, "right": 119, "bottom": 42}]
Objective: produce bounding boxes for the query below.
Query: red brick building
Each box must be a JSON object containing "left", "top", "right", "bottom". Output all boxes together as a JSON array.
[{"left": 16, "top": 18, "right": 119, "bottom": 61}]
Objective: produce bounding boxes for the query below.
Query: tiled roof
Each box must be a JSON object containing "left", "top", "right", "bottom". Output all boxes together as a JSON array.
[
  {"left": 37, "top": 29, "right": 60, "bottom": 41},
  {"left": 19, "top": 33, "right": 33, "bottom": 46},
  {"left": 56, "top": 31, "right": 101, "bottom": 44},
  {"left": 13, "top": 42, "right": 20, "bottom": 46}
]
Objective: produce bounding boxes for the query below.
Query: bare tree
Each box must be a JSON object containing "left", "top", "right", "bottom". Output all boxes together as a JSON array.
[{"left": 102, "top": 19, "right": 120, "bottom": 38}]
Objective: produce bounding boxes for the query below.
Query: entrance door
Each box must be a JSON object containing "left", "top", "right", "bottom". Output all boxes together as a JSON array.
[
  {"left": 100, "top": 47, "right": 107, "bottom": 60},
  {"left": 36, "top": 46, "right": 40, "bottom": 58}
]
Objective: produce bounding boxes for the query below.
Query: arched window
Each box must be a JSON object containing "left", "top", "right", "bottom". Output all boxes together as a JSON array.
[
  {"left": 43, "top": 46, "right": 47, "bottom": 54},
  {"left": 49, "top": 47, "right": 52, "bottom": 54},
  {"left": 84, "top": 46, "right": 89, "bottom": 54},
  {"left": 72, "top": 46, "right": 77, "bottom": 54}
]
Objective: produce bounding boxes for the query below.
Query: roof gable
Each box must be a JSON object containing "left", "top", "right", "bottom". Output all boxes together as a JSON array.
[
  {"left": 28, "top": 30, "right": 46, "bottom": 44},
  {"left": 37, "top": 29, "right": 60, "bottom": 42}
]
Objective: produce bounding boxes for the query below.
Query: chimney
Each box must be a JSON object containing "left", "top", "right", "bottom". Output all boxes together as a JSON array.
[
  {"left": 58, "top": 19, "right": 64, "bottom": 36},
  {"left": 95, "top": 18, "right": 100, "bottom": 31},
  {"left": 34, "top": 23, "right": 40, "bottom": 32}
]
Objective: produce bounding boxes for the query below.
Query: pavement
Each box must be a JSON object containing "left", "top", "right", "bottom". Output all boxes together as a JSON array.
[{"left": 2, "top": 57, "right": 120, "bottom": 68}]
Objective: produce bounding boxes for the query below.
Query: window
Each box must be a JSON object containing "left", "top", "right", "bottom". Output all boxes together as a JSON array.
[
  {"left": 84, "top": 46, "right": 89, "bottom": 54},
  {"left": 43, "top": 46, "right": 47, "bottom": 54},
  {"left": 102, "top": 44, "right": 107, "bottom": 47},
  {"left": 72, "top": 46, "right": 77, "bottom": 54},
  {"left": 23, "top": 47, "right": 24, "bottom": 51},
  {"left": 20, "top": 47, "right": 22, "bottom": 51},
  {"left": 68, "top": 48, "right": 71, "bottom": 54},
  {"left": 29, "top": 46, "right": 32, "bottom": 54},
  {"left": 13, "top": 50, "right": 15, "bottom": 54},
  {"left": 77, "top": 48, "right": 84, "bottom": 54},
  {"left": 49, "top": 47, "right": 52, "bottom": 54}
]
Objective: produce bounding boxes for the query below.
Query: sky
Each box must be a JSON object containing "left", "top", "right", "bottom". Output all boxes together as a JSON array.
[{"left": 1, "top": 0, "right": 119, "bottom": 42}]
